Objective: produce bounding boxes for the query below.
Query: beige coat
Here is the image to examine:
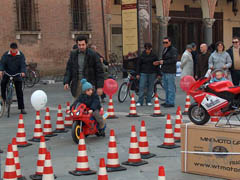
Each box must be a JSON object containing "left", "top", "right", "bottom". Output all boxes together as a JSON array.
[{"left": 180, "top": 50, "right": 194, "bottom": 78}]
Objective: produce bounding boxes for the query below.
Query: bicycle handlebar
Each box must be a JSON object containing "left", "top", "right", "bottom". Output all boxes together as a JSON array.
[{"left": 3, "top": 71, "right": 22, "bottom": 77}]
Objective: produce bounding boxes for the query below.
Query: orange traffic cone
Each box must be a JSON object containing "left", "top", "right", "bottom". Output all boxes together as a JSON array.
[
  {"left": 157, "top": 114, "right": 180, "bottom": 149},
  {"left": 182, "top": 94, "right": 191, "bottom": 115},
  {"left": 16, "top": 114, "right": 32, "bottom": 147},
  {"left": 69, "top": 132, "right": 96, "bottom": 176},
  {"left": 12, "top": 138, "right": 26, "bottom": 180},
  {"left": 29, "top": 111, "right": 49, "bottom": 142},
  {"left": 177, "top": 106, "right": 183, "bottom": 121},
  {"left": 106, "top": 129, "right": 127, "bottom": 172},
  {"left": 107, "top": 95, "right": 118, "bottom": 119},
  {"left": 30, "top": 136, "right": 47, "bottom": 180},
  {"left": 64, "top": 102, "right": 73, "bottom": 128},
  {"left": 126, "top": 94, "right": 139, "bottom": 117},
  {"left": 53, "top": 104, "right": 68, "bottom": 133},
  {"left": 43, "top": 107, "right": 57, "bottom": 137},
  {"left": 139, "top": 121, "right": 156, "bottom": 159},
  {"left": 151, "top": 94, "right": 164, "bottom": 117},
  {"left": 122, "top": 125, "right": 148, "bottom": 166},
  {"left": 174, "top": 110, "right": 182, "bottom": 143},
  {"left": 98, "top": 158, "right": 108, "bottom": 180},
  {"left": 42, "top": 151, "right": 55, "bottom": 180},
  {"left": 158, "top": 166, "right": 166, "bottom": 180},
  {"left": 211, "top": 116, "right": 219, "bottom": 122},
  {"left": 3, "top": 144, "right": 17, "bottom": 180}
]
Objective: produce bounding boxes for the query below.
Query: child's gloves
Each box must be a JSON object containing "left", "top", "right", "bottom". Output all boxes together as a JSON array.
[{"left": 88, "top": 110, "right": 93, "bottom": 114}]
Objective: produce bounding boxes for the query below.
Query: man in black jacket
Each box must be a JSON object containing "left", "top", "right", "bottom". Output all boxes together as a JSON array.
[
  {"left": 64, "top": 35, "right": 104, "bottom": 99},
  {"left": 0, "top": 42, "right": 27, "bottom": 114},
  {"left": 156, "top": 37, "right": 178, "bottom": 107},
  {"left": 227, "top": 37, "right": 240, "bottom": 86}
]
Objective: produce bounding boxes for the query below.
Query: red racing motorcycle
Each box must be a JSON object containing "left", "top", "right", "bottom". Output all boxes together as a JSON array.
[{"left": 186, "top": 76, "right": 240, "bottom": 125}]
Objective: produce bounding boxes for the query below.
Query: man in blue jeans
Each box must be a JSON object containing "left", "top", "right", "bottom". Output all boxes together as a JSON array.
[
  {"left": 136, "top": 43, "right": 161, "bottom": 106},
  {"left": 155, "top": 37, "right": 178, "bottom": 107}
]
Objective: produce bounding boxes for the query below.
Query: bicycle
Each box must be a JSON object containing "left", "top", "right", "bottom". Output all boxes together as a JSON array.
[
  {"left": 25, "top": 62, "right": 40, "bottom": 88},
  {"left": 3, "top": 71, "right": 22, "bottom": 118},
  {"left": 108, "top": 53, "right": 122, "bottom": 79},
  {"left": 118, "top": 69, "right": 165, "bottom": 103}
]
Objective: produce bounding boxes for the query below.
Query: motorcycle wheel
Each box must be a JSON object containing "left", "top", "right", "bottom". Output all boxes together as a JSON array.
[
  {"left": 188, "top": 103, "right": 210, "bottom": 125},
  {"left": 72, "top": 121, "right": 81, "bottom": 144}
]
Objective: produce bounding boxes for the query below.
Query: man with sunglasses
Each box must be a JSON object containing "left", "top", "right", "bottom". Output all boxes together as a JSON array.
[
  {"left": 227, "top": 37, "right": 240, "bottom": 86},
  {"left": 154, "top": 37, "right": 178, "bottom": 107}
]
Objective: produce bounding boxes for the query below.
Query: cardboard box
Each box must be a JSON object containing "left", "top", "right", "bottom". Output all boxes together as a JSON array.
[{"left": 181, "top": 123, "right": 240, "bottom": 180}]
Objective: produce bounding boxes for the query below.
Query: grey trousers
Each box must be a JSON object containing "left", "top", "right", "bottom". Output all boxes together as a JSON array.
[{"left": 92, "top": 110, "right": 105, "bottom": 129}]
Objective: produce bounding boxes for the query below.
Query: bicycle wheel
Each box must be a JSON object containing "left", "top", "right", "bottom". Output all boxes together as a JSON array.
[
  {"left": 108, "top": 65, "right": 118, "bottom": 79},
  {"left": 118, "top": 82, "right": 129, "bottom": 103},
  {"left": 25, "top": 70, "right": 36, "bottom": 88},
  {"left": 0, "top": 96, "right": 5, "bottom": 118},
  {"left": 34, "top": 70, "right": 41, "bottom": 84},
  {"left": 154, "top": 80, "right": 165, "bottom": 101},
  {"left": 6, "top": 86, "right": 13, "bottom": 118}
]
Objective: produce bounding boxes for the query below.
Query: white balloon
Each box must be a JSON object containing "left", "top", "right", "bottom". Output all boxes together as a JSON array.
[{"left": 31, "top": 90, "right": 47, "bottom": 111}]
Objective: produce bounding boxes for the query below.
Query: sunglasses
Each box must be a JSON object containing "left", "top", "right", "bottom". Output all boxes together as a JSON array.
[
  {"left": 162, "top": 41, "right": 169, "bottom": 44},
  {"left": 233, "top": 41, "right": 239, "bottom": 43}
]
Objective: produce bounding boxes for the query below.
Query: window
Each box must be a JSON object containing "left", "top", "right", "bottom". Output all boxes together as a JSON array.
[
  {"left": 233, "top": 27, "right": 240, "bottom": 38},
  {"left": 16, "top": 0, "right": 39, "bottom": 31},
  {"left": 71, "top": 0, "right": 89, "bottom": 31},
  {"left": 114, "top": 0, "right": 121, "bottom": 5}
]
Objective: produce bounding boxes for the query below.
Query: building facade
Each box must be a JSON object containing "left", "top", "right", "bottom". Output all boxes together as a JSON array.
[
  {"left": 0, "top": 0, "right": 107, "bottom": 75},
  {"left": 108, "top": 0, "right": 240, "bottom": 60}
]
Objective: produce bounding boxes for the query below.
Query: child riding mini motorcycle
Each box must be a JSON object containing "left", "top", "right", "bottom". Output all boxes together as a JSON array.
[{"left": 70, "top": 79, "right": 106, "bottom": 144}]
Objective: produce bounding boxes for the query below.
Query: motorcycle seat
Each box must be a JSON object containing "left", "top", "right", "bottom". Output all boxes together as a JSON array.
[
  {"left": 227, "top": 86, "right": 240, "bottom": 95},
  {"left": 208, "top": 80, "right": 234, "bottom": 93}
]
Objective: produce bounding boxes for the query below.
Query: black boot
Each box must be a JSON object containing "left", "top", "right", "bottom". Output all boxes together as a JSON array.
[{"left": 20, "top": 109, "right": 27, "bottom": 114}]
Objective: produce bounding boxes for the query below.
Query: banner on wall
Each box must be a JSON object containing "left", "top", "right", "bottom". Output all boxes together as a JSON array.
[{"left": 122, "top": 0, "right": 138, "bottom": 62}]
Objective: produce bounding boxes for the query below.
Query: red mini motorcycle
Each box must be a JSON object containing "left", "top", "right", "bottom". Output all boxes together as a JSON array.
[
  {"left": 187, "top": 77, "right": 240, "bottom": 125},
  {"left": 70, "top": 103, "right": 105, "bottom": 144}
]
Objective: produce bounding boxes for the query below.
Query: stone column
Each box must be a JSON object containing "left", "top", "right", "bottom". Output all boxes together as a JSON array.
[
  {"left": 157, "top": 16, "right": 171, "bottom": 58},
  {"left": 105, "top": 14, "right": 112, "bottom": 60},
  {"left": 203, "top": 18, "right": 215, "bottom": 46}
]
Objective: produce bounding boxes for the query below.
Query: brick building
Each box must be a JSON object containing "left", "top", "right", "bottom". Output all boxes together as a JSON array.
[{"left": 0, "top": 0, "right": 108, "bottom": 76}]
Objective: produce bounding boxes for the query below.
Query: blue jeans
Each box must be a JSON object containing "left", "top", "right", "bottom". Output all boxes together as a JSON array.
[
  {"left": 162, "top": 73, "right": 176, "bottom": 105},
  {"left": 137, "top": 73, "right": 156, "bottom": 105}
]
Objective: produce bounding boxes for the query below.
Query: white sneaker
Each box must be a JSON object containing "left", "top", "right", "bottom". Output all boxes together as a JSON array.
[
  {"left": 147, "top": 103, "right": 152, "bottom": 106},
  {"left": 136, "top": 103, "right": 141, "bottom": 107}
]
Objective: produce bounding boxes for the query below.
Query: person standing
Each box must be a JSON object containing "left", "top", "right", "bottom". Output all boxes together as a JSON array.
[
  {"left": 180, "top": 44, "right": 193, "bottom": 78},
  {"left": 227, "top": 37, "right": 240, "bottom": 85},
  {"left": 157, "top": 37, "right": 178, "bottom": 108},
  {"left": 63, "top": 35, "right": 104, "bottom": 99},
  {"left": 208, "top": 41, "right": 232, "bottom": 78},
  {"left": 195, "top": 43, "right": 210, "bottom": 79},
  {"left": 0, "top": 42, "right": 27, "bottom": 114},
  {"left": 191, "top": 42, "right": 198, "bottom": 78},
  {"left": 136, "top": 43, "right": 160, "bottom": 106}
]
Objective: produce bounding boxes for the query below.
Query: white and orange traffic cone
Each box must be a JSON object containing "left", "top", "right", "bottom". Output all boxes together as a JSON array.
[
  {"left": 182, "top": 94, "right": 191, "bottom": 115},
  {"left": 12, "top": 138, "right": 26, "bottom": 180},
  {"left": 106, "top": 129, "right": 127, "bottom": 172},
  {"left": 3, "top": 144, "right": 17, "bottom": 180},
  {"left": 158, "top": 166, "right": 166, "bottom": 180},
  {"left": 53, "top": 104, "right": 68, "bottom": 133},
  {"left": 16, "top": 114, "right": 32, "bottom": 147},
  {"left": 69, "top": 132, "right": 96, "bottom": 176},
  {"left": 157, "top": 114, "right": 180, "bottom": 149},
  {"left": 177, "top": 106, "right": 183, "bottom": 121},
  {"left": 151, "top": 94, "right": 164, "bottom": 117},
  {"left": 174, "top": 110, "right": 182, "bottom": 143},
  {"left": 43, "top": 107, "right": 57, "bottom": 137},
  {"left": 122, "top": 125, "right": 148, "bottom": 166},
  {"left": 29, "top": 111, "right": 49, "bottom": 142},
  {"left": 98, "top": 158, "right": 108, "bottom": 180},
  {"left": 211, "top": 116, "right": 219, "bottom": 122},
  {"left": 107, "top": 95, "right": 118, "bottom": 119},
  {"left": 30, "top": 136, "right": 47, "bottom": 180},
  {"left": 126, "top": 94, "right": 139, "bottom": 117},
  {"left": 64, "top": 102, "right": 73, "bottom": 128},
  {"left": 139, "top": 121, "right": 156, "bottom": 159},
  {"left": 42, "top": 151, "right": 55, "bottom": 180}
]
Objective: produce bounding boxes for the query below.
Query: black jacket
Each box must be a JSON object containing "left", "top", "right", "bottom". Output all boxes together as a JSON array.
[
  {"left": 0, "top": 51, "right": 26, "bottom": 75},
  {"left": 161, "top": 46, "right": 178, "bottom": 74},
  {"left": 136, "top": 51, "right": 160, "bottom": 75},
  {"left": 227, "top": 46, "right": 240, "bottom": 70},
  {"left": 63, "top": 48, "right": 104, "bottom": 97},
  {"left": 72, "top": 93, "right": 101, "bottom": 111}
]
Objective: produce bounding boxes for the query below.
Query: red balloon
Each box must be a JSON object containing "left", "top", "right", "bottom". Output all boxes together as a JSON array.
[
  {"left": 180, "top": 75, "right": 196, "bottom": 93},
  {"left": 103, "top": 79, "right": 118, "bottom": 96}
]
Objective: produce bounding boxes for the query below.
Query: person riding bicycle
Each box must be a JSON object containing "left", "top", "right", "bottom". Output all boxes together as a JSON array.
[
  {"left": 0, "top": 42, "right": 27, "bottom": 114},
  {"left": 71, "top": 79, "right": 105, "bottom": 136}
]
